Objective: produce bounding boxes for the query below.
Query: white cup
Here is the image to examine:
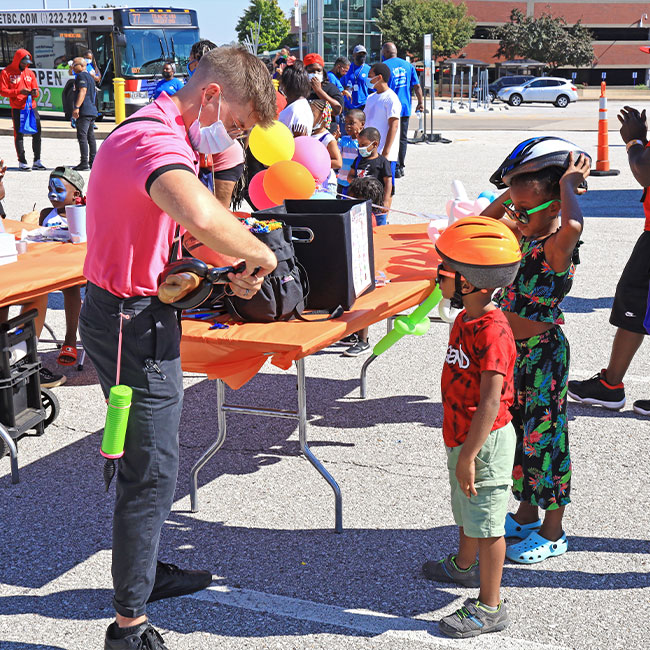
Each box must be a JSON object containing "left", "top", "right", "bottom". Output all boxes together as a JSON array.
[{"left": 65, "top": 205, "right": 86, "bottom": 243}]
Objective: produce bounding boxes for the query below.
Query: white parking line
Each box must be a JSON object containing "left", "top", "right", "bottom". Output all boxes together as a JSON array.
[{"left": 187, "top": 585, "right": 569, "bottom": 649}]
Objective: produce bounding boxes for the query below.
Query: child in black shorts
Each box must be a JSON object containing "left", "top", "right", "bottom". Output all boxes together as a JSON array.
[{"left": 347, "top": 126, "right": 393, "bottom": 224}]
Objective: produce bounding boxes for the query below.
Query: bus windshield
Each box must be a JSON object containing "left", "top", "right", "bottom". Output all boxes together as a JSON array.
[{"left": 120, "top": 27, "right": 199, "bottom": 76}]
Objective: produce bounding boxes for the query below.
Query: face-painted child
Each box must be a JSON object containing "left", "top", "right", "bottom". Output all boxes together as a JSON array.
[{"left": 39, "top": 168, "right": 85, "bottom": 227}]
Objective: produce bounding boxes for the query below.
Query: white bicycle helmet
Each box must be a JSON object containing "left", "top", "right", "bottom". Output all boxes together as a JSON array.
[{"left": 490, "top": 136, "right": 591, "bottom": 189}]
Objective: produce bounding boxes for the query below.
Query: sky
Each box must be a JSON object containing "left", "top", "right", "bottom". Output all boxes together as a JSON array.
[{"left": 15, "top": 1, "right": 297, "bottom": 46}]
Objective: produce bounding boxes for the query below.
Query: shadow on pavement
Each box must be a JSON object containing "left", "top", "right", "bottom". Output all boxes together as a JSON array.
[
  {"left": 2, "top": 371, "right": 648, "bottom": 639},
  {"left": 562, "top": 295, "right": 613, "bottom": 313},
  {"left": 579, "top": 188, "right": 644, "bottom": 218}
]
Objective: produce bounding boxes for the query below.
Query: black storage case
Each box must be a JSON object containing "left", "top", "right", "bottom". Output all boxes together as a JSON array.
[
  {"left": 0, "top": 310, "right": 46, "bottom": 438},
  {"left": 254, "top": 199, "right": 375, "bottom": 312}
]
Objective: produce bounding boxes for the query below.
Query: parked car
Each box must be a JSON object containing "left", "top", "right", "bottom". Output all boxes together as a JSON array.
[
  {"left": 497, "top": 77, "right": 579, "bottom": 108},
  {"left": 477, "top": 75, "right": 534, "bottom": 102}
]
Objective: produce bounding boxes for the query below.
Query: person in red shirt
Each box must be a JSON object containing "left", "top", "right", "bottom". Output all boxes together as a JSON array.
[
  {"left": 421, "top": 217, "right": 521, "bottom": 639},
  {"left": 0, "top": 48, "right": 45, "bottom": 171}
]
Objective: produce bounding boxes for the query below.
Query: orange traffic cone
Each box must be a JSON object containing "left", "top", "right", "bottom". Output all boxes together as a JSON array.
[{"left": 591, "top": 81, "right": 620, "bottom": 176}]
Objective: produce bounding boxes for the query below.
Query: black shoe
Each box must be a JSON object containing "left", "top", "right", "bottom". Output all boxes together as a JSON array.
[
  {"left": 73, "top": 162, "right": 91, "bottom": 171},
  {"left": 105, "top": 622, "right": 168, "bottom": 649},
  {"left": 343, "top": 340, "right": 370, "bottom": 357},
  {"left": 633, "top": 399, "right": 650, "bottom": 416},
  {"left": 147, "top": 561, "right": 212, "bottom": 603},
  {"left": 39, "top": 367, "right": 66, "bottom": 388},
  {"left": 340, "top": 333, "right": 359, "bottom": 345},
  {"left": 395, "top": 167, "right": 404, "bottom": 178},
  {"left": 567, "top": 370, "right": 625, "bottom": 410}
]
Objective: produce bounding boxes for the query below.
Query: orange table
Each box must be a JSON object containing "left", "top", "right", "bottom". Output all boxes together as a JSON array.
[
  {"left": 185, "top": 224, "right": 440, "bottom": 531},
  {"left": 0, "top": 219, "right": 87, "bottom": 308}
]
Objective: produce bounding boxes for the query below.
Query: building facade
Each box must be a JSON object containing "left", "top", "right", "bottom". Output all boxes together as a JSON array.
[
  {"left": 306, "top": 0, "right": 650, "bottom": 84},
  {"left": 461, "top": 0, "right": 650, "bottom": 85},
  {"left": 306, "top": 0, "right": 385, "bottom": 64}
]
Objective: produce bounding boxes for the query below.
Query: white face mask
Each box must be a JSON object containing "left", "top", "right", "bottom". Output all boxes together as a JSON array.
[
  {"left": 358, "top": 144, "right": 373, "bottom": 158},
  {"left": 85, "top": 58, "right": 92, "bottom": 64},
  {"left": 308, "top": 71, "right": 323, "bottom": 83},
  {"left": 188, "top": 93, "right": 235, "bottom": 155}
]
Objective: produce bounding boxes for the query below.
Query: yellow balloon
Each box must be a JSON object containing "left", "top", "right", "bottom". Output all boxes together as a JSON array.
[{"left": 249, "top": 121, "right": 295, "bottom": 166}]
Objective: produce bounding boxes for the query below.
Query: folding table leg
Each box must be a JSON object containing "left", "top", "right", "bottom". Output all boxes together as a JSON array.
[
  {"left": 0, "top": 424, "right": 19, "bottom": 484},
  {"left": 296, "top": 358, "right": 343, "bottom": 533},
  {"left": 189, "top": 379, "right": 227, "bottom": 512}
]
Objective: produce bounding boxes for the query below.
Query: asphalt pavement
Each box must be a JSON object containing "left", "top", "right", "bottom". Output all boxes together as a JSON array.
[{"left": 0, "top": 117, "right": 649, "bottom": 650}]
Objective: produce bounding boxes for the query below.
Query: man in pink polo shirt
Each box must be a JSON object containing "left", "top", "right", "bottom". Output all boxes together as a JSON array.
[{"left": 79, "top": 47, "right": 277, "bottom": 650}]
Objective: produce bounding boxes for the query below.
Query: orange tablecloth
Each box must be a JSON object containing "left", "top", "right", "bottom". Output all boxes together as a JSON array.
[
  {"left": 0, "top": 220, "right": 87, "bottom": 308},
  {"left": 180, "top": 224, "right": 439, "bottom": 388}
]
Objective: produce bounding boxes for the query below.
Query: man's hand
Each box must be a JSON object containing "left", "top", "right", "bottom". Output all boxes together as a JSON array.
[
  {"left": 618, "top": 105, "right": 647, "bottom": 144},
  {"left": 158, "top": 272, "right": 201, "bottom": 304},
  {"left": 342, "top": 89, "right": 352, "bottom": 100},
  {"left": 415, "top": 103, "right": 424, "bottom": 113},
  {"left": 227, "top": 248, "right": 277, "bottom": 299},
  {"left": 72, "top": 108, "right": 80, "bottom": 119},
  {"left": 455, "top": 454, "right": 477, "bottom": 498},
  {"left": 560, "top": 152, "right": 590, "bottom": 195},
  {"left": 19, "top": 89, "right": 31, "bottom": 96}
]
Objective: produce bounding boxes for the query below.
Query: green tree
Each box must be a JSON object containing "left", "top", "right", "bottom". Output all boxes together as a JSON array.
[
  {"left": 376, "top": 0, "right": 475, "bottom": 61},
  {"left": 493, "top": 9, "right": 594, "bottom": 70},
  {"left": 236, "top": 0, "right": 290, "bottom": 53}
]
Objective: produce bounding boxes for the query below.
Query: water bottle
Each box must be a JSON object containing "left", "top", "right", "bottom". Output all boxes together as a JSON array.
[{"left": 71, "top": 117, "right": 76, "bottom": 128}]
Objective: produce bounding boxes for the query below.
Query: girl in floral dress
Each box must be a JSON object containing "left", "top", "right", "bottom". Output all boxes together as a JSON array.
[{"left": 482, "top": 148, "right": 591, "bottom": 563}]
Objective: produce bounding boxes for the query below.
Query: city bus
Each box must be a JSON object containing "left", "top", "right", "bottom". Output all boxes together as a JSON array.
[{"left": 0, "top": 7, "right": 199, "bottom": 117}]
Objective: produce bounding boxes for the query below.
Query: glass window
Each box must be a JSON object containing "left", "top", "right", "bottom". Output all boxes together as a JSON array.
[
  {"left": 120, "top": 27, "right": 199, "bottom": 75},
  {"left": 324, "top": 20, "right": 339, "bottom": 32},
  {"left": 324, "top": 33, "right": 341, "bottom": 62},
  {"left": 366, "top": 0, "right": 382, "bottom": 21},
  {"left": 347, "top": 20, "right": 364, "bottom": 34},
  {"left": 368, "top": 35, "right": 381, "bottom": 61},
  {"left": 0, "top": 30, "right": 28, "bottom": 67},
  {"left": 529, "top": 80, "right": 544, "bottom": 88},
  {"left": 324, "top": 0, "right": 340, "bottom": 19},
  {"left": 349, "top": 0, "right": 365, "bottom": 20},
  {"left": 31, "top": 28, "right": 89, "bottom": 69}
]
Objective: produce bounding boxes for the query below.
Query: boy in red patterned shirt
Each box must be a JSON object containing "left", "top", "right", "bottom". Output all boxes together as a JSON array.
[{"left": 422, "top": 217, "right": 521, "bottom": 639}]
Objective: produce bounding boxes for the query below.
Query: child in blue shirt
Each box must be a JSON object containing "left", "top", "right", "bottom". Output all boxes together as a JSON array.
[{"left": 336, "top": 109, "right": 364, "bottom": 197}]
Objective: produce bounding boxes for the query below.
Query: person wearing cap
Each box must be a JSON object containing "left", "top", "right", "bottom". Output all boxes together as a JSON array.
[
  {"left": 303, "top": 53, "right": 343, "bottom": 120},
  {"left": 381, "top": 42, "right": 424, "bottom": 178},
  {"left": 341, "top": 44, "right": 372, "bottom": 111},
  {"left": 0, "top": 165, "right": 86, "bottom": 386},
  {"left": 0, "top": 48, "right": 46, "bottom": 171}
]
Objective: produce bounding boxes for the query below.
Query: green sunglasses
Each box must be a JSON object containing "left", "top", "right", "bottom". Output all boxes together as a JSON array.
[{"left": 503, "top": 199, "right": 559, "bottom": 224}]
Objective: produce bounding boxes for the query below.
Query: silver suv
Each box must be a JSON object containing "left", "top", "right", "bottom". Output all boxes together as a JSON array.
[{"left": 497, "top": 77, "right": 579, "bottom": 108}]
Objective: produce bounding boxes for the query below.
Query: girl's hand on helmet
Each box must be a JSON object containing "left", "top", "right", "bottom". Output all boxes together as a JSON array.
[{"left": 560, "top": 152, "right": 590, "bottom": 195}]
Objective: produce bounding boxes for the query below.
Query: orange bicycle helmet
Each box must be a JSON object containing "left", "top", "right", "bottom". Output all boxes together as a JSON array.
[{"left": 435, "top": 216, "right": 522, "bottom": 298}]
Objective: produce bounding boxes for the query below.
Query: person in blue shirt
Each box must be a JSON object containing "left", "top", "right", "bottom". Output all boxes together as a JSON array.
[
  {"left": 381, "top": 42, "right": 424, "bottom": 178},
  {"left": 342, "top": 44, "right": 372, "bottom": 111},
  {"left": 153, "top": 62, "right": 184, "bottom": 99},
  {"left": 327, "top": 56, "right": 349, "bottom": 93}
]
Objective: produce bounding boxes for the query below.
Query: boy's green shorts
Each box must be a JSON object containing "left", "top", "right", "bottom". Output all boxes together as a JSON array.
[{"left": 446, "top": 422, "right": 516, "bottom": 539}]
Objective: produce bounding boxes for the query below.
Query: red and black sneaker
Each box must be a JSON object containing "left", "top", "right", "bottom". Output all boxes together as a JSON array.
[{"left": 568, "top": 370, "right": 625, "bottom": 410}]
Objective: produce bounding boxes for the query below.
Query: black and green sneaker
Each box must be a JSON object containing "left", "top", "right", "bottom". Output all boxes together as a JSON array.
[
  {"left": 439, "top": 598, "right": 510, "bottom": 638},
  {"left": 422, "top": 554, "right": 480, "bottom": 588}
]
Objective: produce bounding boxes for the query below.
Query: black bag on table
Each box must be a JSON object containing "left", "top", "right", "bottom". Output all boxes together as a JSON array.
[
  {"left": 253, "top": 199, "right": 375, "bottom": 313},
  {"left": 223, "top": 222, "right": 312, "bottom": 323}
]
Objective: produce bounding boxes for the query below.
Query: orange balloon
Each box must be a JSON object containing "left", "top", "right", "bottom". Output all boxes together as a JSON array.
[{"left": 263, "top": 160, "right": 316, "bottom": 205}]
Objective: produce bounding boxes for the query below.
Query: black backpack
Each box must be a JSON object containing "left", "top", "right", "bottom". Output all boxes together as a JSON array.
[{"left": 223, "top": 223, "right": 312, "bottom": 323}]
